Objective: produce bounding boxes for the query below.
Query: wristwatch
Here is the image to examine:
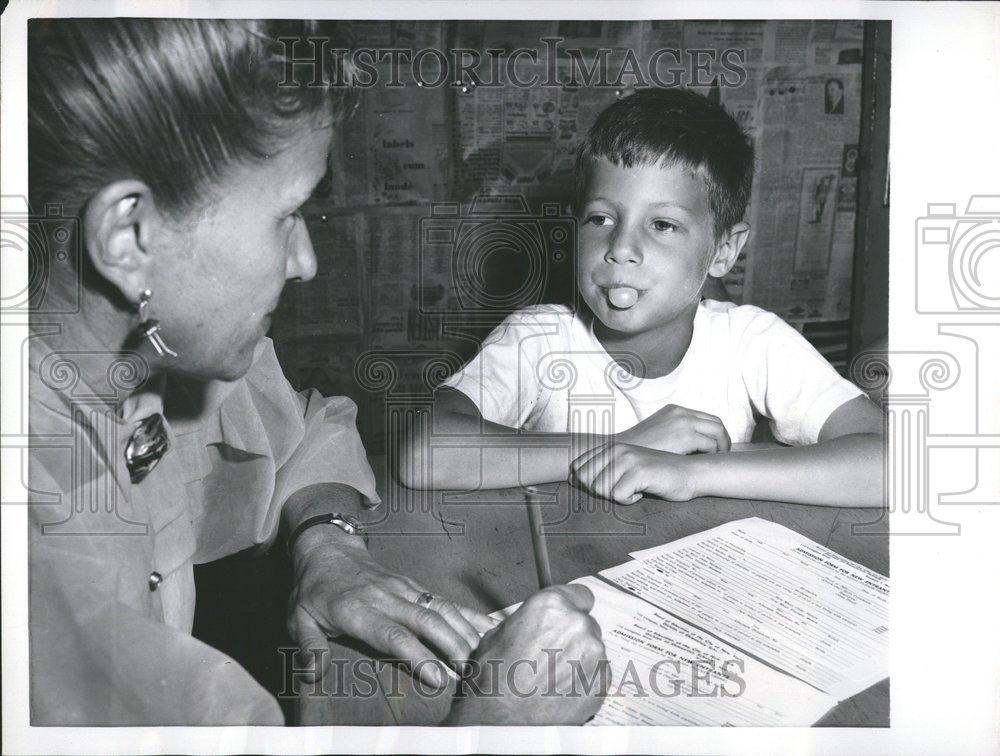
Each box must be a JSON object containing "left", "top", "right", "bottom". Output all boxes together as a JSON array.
[{"left": 287, "top": 512, "right": 369, "bottom": 555}]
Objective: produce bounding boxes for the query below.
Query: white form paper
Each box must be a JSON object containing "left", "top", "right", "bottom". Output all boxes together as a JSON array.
[
  {"left": 575, "top": 577, "right": 837, "bottom": 726},
  {"left": 601, "top": 517, "right": 889, "bottom": 701}
]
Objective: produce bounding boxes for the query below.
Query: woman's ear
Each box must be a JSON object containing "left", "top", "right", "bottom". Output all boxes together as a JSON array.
[
  {"left": 83, "top": 180, "right": 159, "bottom": 304},
  {"left": 708, "top": 221, "right": 750, "bottom": 278}
]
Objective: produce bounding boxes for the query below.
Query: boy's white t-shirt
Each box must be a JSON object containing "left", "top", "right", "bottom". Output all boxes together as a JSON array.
[{"left": 441, "top": 300, "right": 864, "bottom": 446}]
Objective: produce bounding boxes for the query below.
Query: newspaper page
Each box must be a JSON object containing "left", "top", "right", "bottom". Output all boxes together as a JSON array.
[
  {"left": 330, "top": 22, "right": 453, "bottom": 208},
  {"left": 741, "top": 64, "right": 863, "bottom": 321}
]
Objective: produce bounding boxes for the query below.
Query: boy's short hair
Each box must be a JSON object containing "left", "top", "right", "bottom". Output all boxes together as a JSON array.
[{"left": 575, "top": 88, "right": 755, "bottom": 240}]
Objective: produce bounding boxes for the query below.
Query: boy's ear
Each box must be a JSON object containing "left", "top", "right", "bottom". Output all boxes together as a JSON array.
[
  {"left": 83, "top": 180, "right": 160, "bottom": 305},
  {"left": 708, "top": 221, "right": 750, "bottom": 278}
]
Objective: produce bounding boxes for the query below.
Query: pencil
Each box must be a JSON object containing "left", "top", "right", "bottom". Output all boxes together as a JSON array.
[{"left": 524, "top": 485, "right": 554, "bottom": 589}]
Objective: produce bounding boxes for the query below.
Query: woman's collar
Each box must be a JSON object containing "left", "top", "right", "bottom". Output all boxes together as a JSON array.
[{"left": 31, "top": 316, "right": 271, "bottom": 457}]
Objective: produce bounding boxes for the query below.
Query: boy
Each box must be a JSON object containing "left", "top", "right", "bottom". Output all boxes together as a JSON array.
[{"left": 398, "top": 88, "right": 883, "bottom": 508}]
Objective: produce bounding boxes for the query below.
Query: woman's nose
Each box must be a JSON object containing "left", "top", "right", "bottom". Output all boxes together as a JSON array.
[
  {"left": 605, "top": 225, "right": 642, "bottom": 266},
  {"left": 286, "top": 219, "right": 318, "bottom": 282}
]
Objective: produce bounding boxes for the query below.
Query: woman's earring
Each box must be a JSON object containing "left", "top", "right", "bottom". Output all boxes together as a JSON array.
[{"left": 137, "top": 289, "right": 178, "bottom": 358}]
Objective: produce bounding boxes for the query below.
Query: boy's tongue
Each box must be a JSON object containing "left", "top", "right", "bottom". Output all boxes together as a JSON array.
[{"left": 607, "top": 286, "right": 639, "bottom": 309}]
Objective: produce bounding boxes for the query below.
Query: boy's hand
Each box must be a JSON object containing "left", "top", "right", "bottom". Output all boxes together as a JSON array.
[
  {"left": 570, "top": 441, "right": 698, "bottom": 505},
  {"left": 616, "top": 403, "right": 731, "bottom": 455}
]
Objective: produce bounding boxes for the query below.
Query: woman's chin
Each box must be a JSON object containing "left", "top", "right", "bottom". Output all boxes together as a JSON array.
[
  {"left": 217, "top": 348, "right": 259, "bottom": 382},
  {"left": 171, "top": 344, "right": 257, "bottom": 383}
]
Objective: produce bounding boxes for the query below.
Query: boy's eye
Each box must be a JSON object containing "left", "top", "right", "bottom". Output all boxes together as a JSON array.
[
  {"left": 585, "top": 214, "right": 614, "bottom": 227},
  {"left": 652, "top": 219, "right": 678, "bottom": 233}
]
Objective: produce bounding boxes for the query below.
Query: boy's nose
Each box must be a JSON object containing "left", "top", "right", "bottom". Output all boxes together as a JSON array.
[{"left": 605, "top": 227, "right": 642, "bottom": 265}]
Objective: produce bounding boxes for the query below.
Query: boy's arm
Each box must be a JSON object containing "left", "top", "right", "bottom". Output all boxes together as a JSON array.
[
  {"left": 571, "top": 395, "right": 885, "bottom": 508},
  {"left": 393, "top": 309, "right": 586, "bottom": 490},
  {"left": 395, "top": 388, "right": 588, "bottom": 490},
  {"left": 686, "top": 395, "right": 884, "bottom": 507},
  {"left": 396, "top": 388, "right": 733, "bottom": 491},
  {"left": 677, "top": 308, "right": 883, "bottom": 507}
]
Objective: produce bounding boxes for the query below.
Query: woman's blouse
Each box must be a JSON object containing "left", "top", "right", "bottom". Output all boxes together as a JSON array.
[{"left": 28, "top": 332, "right": 379, "bottom": 725}]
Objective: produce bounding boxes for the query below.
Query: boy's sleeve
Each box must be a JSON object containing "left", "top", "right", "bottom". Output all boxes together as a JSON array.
[
  {"left": 739, "top": 311, "right": 865, "bottom": 446},
  {"left": 439, "top": 310, "right": 548, "bottom": 429}
]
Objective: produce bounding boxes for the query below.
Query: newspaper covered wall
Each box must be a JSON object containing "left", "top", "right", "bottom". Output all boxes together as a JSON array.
[
  {"left": 269, "top": 20, "right": 866, "bottom": 450},
  {"left": 745, "top": 65, "right": 862, "bottom": 321}
]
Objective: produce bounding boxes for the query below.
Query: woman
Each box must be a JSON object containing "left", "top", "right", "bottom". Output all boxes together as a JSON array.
[{"left": 27, "top": 18, "right": 604, "bottom": 725}]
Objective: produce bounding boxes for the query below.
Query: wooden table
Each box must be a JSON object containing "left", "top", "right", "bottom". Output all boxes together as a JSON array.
[{"left": 297, "top": 456, "right": 889, "bottom": 727}]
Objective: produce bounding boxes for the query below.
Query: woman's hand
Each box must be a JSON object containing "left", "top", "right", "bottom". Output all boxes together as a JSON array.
[
  {"left": 445, "top": 584, "right": 608, "bottom": 725},
  {"left": 616, "top": 403, "right": 731, "bottom": 455},
  {"left": 287, "top": 530, "right": 498, "bottom": 690},
  {"left": 570, "top": 441, "right": 699, "bottom": 505}
]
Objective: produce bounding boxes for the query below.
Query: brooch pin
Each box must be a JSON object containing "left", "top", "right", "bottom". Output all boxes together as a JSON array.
[{"left": 125, "top": 413, "right": 169, "bottom": 483}]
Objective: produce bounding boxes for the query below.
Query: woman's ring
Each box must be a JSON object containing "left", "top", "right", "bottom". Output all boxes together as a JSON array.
[{"left": 415, "top": 591, "right": 434, "bottom": 609}]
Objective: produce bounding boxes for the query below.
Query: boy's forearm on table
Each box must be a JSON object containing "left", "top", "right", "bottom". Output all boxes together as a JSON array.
[
  {"left": 434, "top": 445, "right": 576, "bottom": 489},
  {"left": 686, "top": 433, "right": 885, "bottom": 508},
  {"left": 399, "top": 408, "right": 606, "bottom": 489}
]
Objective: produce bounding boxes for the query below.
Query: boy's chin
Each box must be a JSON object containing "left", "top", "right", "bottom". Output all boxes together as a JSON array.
[
  {"left": 586, "top": 296, "right": 697, "bottom": 336},
  {"left": 589, "top": 301, "right": 651, "bottom": 333}
]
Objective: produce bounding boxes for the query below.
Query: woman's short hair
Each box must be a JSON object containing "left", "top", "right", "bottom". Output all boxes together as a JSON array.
[{"left": 28, "top": 19, "right": 355, "bottom": 217}]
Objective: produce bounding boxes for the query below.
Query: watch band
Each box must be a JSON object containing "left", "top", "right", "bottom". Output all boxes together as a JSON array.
[{"left": 287, "top": 512, "right": 368, "bottom": 556}]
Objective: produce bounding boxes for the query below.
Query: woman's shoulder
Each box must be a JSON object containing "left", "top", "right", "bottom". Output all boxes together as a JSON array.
[{"left": 26, "top": 326, "right": 115, "bottom": 432}]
